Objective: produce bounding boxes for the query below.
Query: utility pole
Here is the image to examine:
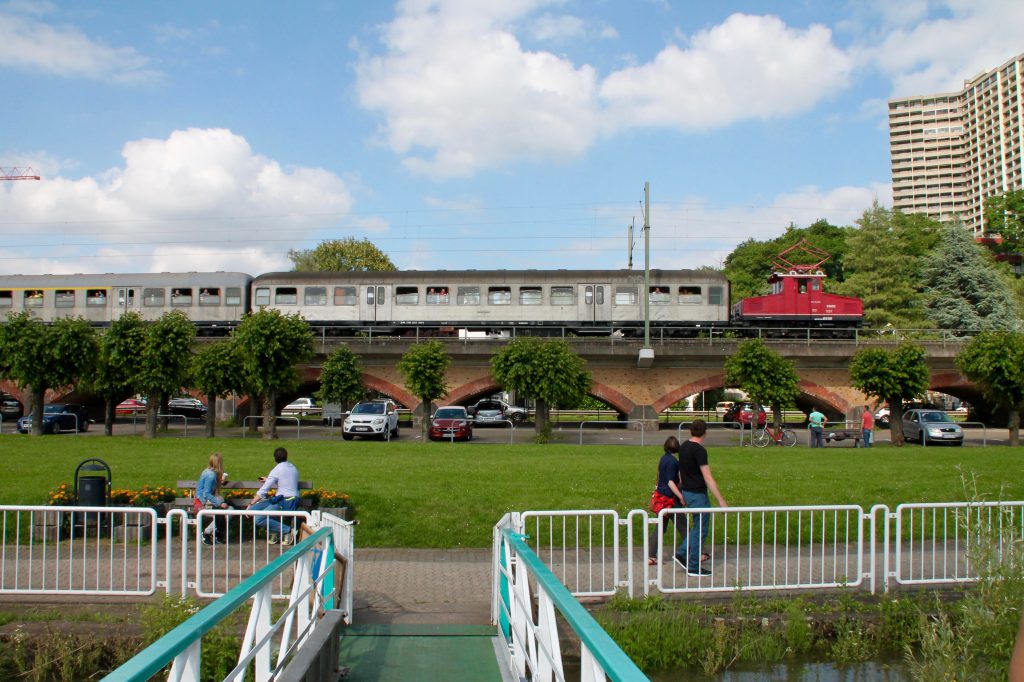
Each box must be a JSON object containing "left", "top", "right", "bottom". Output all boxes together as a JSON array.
[{"left": 638, "top": 182, "right": 654, "bottom": 368}]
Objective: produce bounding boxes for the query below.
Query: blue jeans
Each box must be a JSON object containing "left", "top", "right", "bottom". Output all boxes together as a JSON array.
[
  {"left": 252, "top": 496, "right": 298, "bottom": 535},
  {"left": 810, "top": 426, "right": 824, "bottom": 448},
  {"left": 675, "top": 491, "right": 710, "bottom": 571},
  {"left": 861, "top": 429, "right": 873, "bottom": 448}
]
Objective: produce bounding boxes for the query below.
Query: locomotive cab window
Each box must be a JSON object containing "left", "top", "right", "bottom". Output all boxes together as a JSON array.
[
  {"left": 488, "top": 286, "right": 511, "bottom": 305},
  {"left": 677, "top": 286, "right": 702, "bottom": 304},
  {"left": 708, "top": 286, "right": 724, "bottom": 305},
  {"left": 614, "top": 286, "right": 637, "bottom": 305},
  {"left": 798, "top": 279, "right": 808, "bottom": 294},
  {"left": 199, "top": 288, "right": 221, "bottom": 306},
  {"left": 87, "top": 289, "right": 107, "bottom": 306},
  {"left": 550, "top": 286, "right": 574, "bottom": 305},
  {"left": 304, "top": 287, "right": 327, "bottom": 306},
  {"left": 426, "top": 287, "right": 449, "bottom": 304},
  {"left": 0, "top": 290, "right": 11, "bottom": 308},
  {"left": 144, "top": 288, "right": 165, "bottom": 307},
  {"left": 274, "top": 287, "right": 298, "bottom": 305},
  {"left": 396, "top": 286, "right": 419, "bottom": 305},
  {"left": 648, "top": 287, "right": 670, "bottom": 304},
  {"left": 519, "top": 286, "right": 542, "bottom": 305},
  {"left": 334, "top": 286, "right": 357, "bottom": 305},
  {"left": 171, "top": 288, "right": 193, "bottom": 306},
  {"left": 24, "top": 290, "right": 44, "bottom": 307},
  {"left": 55, "top": 290, "right": 76, "bottom": 308},
  {"left": 457, "top": 286, "right": 480, "bottom": 305},
  {"left": 255, "top": 287, "right": 270, "bottom": 306}
]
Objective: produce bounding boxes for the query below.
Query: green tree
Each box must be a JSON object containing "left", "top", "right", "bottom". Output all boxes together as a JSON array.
[
  {"left": 983, "top": 189, "right": 1024, "bottom": 255},
  {"left": 0, "top": 312, "right": 98, "bottom": 435},
  {"left": 848, "top": 342, "right": 930, "bottom": 445},
  {"left": 288, "top": 238, "right": 397, "bottom": 272},
  {"left": 93, "top": 312, "right": 147, "bottom": 436},
  {"left": 838, "top": 203, "right": 942, "bottom": 328},
  {"left": 398, "top": 341, "right": 449, "bottom": 438},
  {"left": 191, "top": 339, "right": 245, "bottom": 438},
  {"left": 920, "top": 222, "right": 1020, "bottom": 332},
  {"left": 491, "top": 337, "right": 591, "bottom": 435},
  {"left": 232, "top": 309, "right": 314, "bottom": 439},
  {"left": 957, "top": 331, "right": 1024, "bottom": 446},
  {"left": 724, "top": 338, "right": 800, "bottom": 428},
  {"left": 317, "top": 346, "right": 365, "bottom": 410},
  {"left": 137, "top": 311, "right": 196, "bottom": 438}
]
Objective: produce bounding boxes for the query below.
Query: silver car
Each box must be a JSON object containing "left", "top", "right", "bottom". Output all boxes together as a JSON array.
[{"left": 902, "top": 409, "right": 963, "bottom": 446}]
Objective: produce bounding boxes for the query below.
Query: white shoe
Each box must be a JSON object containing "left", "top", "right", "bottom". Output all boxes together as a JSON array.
[
  {"left": 281, "top": 533, "right": 294, "bottom": 546},
  {"left": 267, "top": 534, "right": 279, "bottom": 544}
]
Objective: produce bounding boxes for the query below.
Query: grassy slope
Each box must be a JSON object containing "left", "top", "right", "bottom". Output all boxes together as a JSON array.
[{"left": 1, "top": 435, "right": 1021, "bottom": 547}]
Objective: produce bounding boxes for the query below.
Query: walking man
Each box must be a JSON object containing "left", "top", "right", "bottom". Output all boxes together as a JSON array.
[
  {"left": 674, "top": 420, "right": 728, "bottom": 577},
  {"left": 247, "top": 447, "right": 300, "bottom": 545},
  {"left": 808, "top": 407, "right": 826, "bottom": 448},
  {"left": 860, "top": 405, "right": 874, "bottom": 448}
]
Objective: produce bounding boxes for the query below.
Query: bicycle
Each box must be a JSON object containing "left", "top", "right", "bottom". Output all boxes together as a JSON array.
[{"left": 752, "top": 424, "right": 798, "bottom": 447}]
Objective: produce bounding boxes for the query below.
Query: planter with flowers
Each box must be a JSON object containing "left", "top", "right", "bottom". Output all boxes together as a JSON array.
[
  {"left": 37, "top": 483, "right": 74, "bottom": 538},
  {"left": 303, "top": 488, "right": 355, "bottom": 521}
]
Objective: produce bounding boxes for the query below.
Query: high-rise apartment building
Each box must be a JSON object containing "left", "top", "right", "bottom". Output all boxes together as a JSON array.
[{"left": 888, "top": 52, "right": 1023, "bottom": 234}]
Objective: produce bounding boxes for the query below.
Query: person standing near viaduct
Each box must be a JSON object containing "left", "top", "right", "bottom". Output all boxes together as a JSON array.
[
  {"left": 674, "top": 420, "right": 728, "bottom": 577},
  {"left": 860, "top": 405, "right": 874, "bottom": 448},
  {"left": 808, "top": 406, "right": 827, "bottom": 448}
]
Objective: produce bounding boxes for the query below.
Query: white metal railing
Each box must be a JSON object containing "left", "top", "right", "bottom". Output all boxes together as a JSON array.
[
  {"left": 519, "top": 511, "right": 621, "bottom": 597},
  {"left": 314, "top": 510, "right": 355, "bottom": 623},
  {"left": 577, "top": 420, "right": 647, "bottom": 447}
]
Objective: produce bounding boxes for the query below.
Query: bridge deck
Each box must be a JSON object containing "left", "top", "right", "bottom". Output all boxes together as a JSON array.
[{"left": 338, "top": 624, "right": 510, "bottom": 681}]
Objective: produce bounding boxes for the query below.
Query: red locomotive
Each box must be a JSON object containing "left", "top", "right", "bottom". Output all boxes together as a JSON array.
[{"left": 732, "top": 240, "right": 863, "bottom": 328}]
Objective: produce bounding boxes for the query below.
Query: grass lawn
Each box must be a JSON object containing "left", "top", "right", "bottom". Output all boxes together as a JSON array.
[{"left": 1, "top": 435, "right": 1021, "bottom": 548}]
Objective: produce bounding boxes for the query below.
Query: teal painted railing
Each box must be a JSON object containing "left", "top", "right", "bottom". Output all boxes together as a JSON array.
[{"left": 105, "top": 527, "right": 336, "bottom": 681}]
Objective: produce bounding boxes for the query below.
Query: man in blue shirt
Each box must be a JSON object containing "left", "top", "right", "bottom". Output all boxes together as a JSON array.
[{"left": 247, "top": 447, "right": 300, "bottom": 544}]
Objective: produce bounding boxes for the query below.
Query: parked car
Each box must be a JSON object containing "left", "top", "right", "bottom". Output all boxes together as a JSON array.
[
  {"left": 167, "top": 397, "right": 207, "bottom": 420},
  {"left": 902, "top": 409, "right": 963, "bottom": 446},
  {"left": 1, "top": 396, "right": 23, "bottom": 421},
  {"left": 722, "top": 401, "right": 767, "bottom": 428},
  {"left": 17, "top": 404, "right": 90, "bottom": 434},
  {"left": 115, "top": 398, "right": 147, "bottom": 415},
  {"left": 715, "top": 401, "right": 735, "bottom": 415},
  {"left": 429, "top": 406, "right": 473, "bottom": 441},
  {"left": 282, "top": 397, "right": 318, "bottom": 416},
  {"left": 874, "top": 407, "right": 890, "bottom": 428},
  {"left": 466, "top": 398, "right": 527, "bottom": 424},
  {"left": 343, "top": 399, "right": 399, "bottom": 440}
]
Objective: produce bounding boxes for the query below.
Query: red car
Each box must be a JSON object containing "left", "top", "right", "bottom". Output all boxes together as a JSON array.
[
  {"left": 116, "top": 398, "right": 147, "bottom": 415},
  {"left": 429, "top": 406, "right": 473, "bottom": 442},
  {"left": 722, "top": 402, "right": 767, "bottom": 428}
]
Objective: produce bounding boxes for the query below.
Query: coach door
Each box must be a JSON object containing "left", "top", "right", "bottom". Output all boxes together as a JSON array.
[
  {"left": 364, "top": 284, "right": 392, "bottom": 325},
  {"left": 112, "top": 287, "right": 138, "bottom": 321},
  {"left": 577, "top": 283, "right": 611, "bottom": 323}
]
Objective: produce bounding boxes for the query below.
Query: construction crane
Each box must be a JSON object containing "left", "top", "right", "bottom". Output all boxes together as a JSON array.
[{"left": 1, "top": 166, "right": 40, "bottom": 181}]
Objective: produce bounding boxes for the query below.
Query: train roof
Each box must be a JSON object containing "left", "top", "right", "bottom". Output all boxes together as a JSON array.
[
  {"left": 253, "top": 269, "right": 727, "bottom": 282},
  {"left": 0, "top": 272, "right": 252, "bottom": 286}
]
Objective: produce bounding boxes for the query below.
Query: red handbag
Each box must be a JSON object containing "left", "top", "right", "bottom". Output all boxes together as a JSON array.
[
  {"left": 649, "top": 490, "right": 676, "bottom": 513},
  {"left": 192, "top": 497, "right": 204, "bottom": 515}
]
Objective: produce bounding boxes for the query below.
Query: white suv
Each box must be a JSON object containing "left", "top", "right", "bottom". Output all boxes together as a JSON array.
[{"left": 343, "top": 400, "right": 399, "bottom": 440}]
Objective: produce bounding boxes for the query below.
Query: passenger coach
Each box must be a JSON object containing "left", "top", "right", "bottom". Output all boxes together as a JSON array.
[{"left": 251, "top": 269, "right": 729, "bottom": 335}]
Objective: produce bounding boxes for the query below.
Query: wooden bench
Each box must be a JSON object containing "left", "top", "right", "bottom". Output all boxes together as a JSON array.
[{"left": 175, "top": 479, "right": 314, "bottom": 514}]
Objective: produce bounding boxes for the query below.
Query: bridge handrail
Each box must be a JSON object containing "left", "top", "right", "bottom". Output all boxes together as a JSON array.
[
  {"left": 499, "top": 528, "right": 647, "bottom": 682},
  {"left": 106, "top": 526, "right": 336, "bottom": 682}
]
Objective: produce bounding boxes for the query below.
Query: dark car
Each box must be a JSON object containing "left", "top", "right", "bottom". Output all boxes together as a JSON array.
[
  {"left": 429, "top": 406, "right": 473, "bottom": 441},
  {"left": 167, "top": 397, "right": 207, "bottom": 420},
  {"left": 722, "top": 401, "right": 767, "bottom": 428},
  {"left": 1, "top": 396, "right": 23, "bottom": 421},
  {"left": 17, "top": 404, "right": 90, "bottom": 434}
]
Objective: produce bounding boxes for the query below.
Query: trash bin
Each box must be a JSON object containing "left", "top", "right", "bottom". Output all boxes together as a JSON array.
[{"left": 73, "top": 458, "right": 111, "bottom": 534}]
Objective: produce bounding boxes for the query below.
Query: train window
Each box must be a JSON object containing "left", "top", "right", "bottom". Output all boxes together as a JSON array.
[
  {"left": 584, "top": 286, "right": 593, "bottom": 305},
  {"left": 171, "top": 288, "right": 193, "bottom": 306},
  {"left": 255, "top": 287, "right": 270, "bottom": 306},
  {"left": 118, "top": 289, "right": 136, "bottom": 307},
  {"left": 396, "top": 286, "right": 419, "bottom": 305},
  {"left": 275, "top": 287, "right": 298, "bottom": 305},
  {"left": 798, "top": 279, "right": 808, "bottom": 294},
  {"left": 488, "top": 287, "right": 511, "bottom": 305},
  {"left": 596, "top": 286, "right": 604, "bottom": 304},
  {"left": 366, "top": 287, "right": 374, "bottom": 305},
  {"left": 709, "top": 286, "right": 724, "bottom": 305},
  {"left": 55, "top": 290, "right": 76, "bottom": 308},
  {"left": 24, "top": 290, "right": 44, "bottom": 307},
  {"left": 225, "top": 288, "right": 242, "bottom": 306},
  {"left": 304, "top": 287, "right": 327, "bottom": 306},
  {"left": 144, "top": 288, "right": 165, "bottom": 307},
  {"left": 677, "top": 286, "right": 702, "bottom": 304},
  {"left": 457, "top": 286, "right": 480, "bottom": 305},
  {"left": 199, "top": 288, "right": 222, "bottom": 306},
  {"left": 377, "top": 286, "right": 385, "bottom": 304},
  {"left": 550, "top": 286, "right": 574, "bottom": 305},
  {"left": 648, "top": 287, "right": 670, "bottom": 304},
  {"left": 426, "top": 287, "right": 449, "bottom": 304},
  {"left": 334, "top": 286, "right": 357, "bottom": 305},
  {"left": 519, "top": 287, "right": 542, "bottom": 305},
  {"left": 811, "top": 280, "right": 820, "bottom": 291},
  {"left": 0, "top": 291, "right": 11, "bottom": 308},
  {"left": 614, "top": 286, "right": 637, "bottom": 305},
  {"left": 86, "top": 289, "right": 107, "bottom": 306}
]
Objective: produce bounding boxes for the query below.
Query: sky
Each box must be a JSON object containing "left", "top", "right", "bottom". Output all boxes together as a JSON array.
[{"left": 0, "top": 0, "right": 1021, "bottom": 276}]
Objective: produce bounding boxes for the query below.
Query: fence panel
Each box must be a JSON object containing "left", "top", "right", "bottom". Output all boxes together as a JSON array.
[{"left": 519, "top": 510, "right": 620, "bottom": 597}]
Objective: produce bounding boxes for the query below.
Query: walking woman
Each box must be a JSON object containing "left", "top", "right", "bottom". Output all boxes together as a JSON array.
[
  {"left": 647, "top": 436, "right": 686, "bottom": 565},
  {"left": 195, "top": 452, "right": 230, "bottom": 545}
]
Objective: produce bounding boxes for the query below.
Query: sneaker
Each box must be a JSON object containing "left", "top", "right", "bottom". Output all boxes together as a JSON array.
[
  {"left": 672, "top": 556, "right": 688, "bottom": 571},
  {"left": 687, "top": 568, "right": 713, "bottom": 577},
  {"left": 281, "top": 533, "right": 294, "bottom": 546},
  {"left": 202, "top": 534, "right": 213, "bottom": 546},
  {"left": 267, "top": 534, "right": 280, "bottom": 544}
]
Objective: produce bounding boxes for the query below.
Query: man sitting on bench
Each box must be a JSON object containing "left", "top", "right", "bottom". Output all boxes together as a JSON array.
[{"left": 246, "top": 447, "right": 300, "bottom": 545}]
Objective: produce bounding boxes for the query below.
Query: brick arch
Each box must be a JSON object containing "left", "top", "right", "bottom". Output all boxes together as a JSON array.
[
  {"left": 363, "top": 373, "right": 417, "bottom": 411},
  {"left": 796, "top": 379, "right": 851, "bottom": 417},
  {"left": 445, "top": 376, "right": 502, "bottom": 406},
  {"left": 652, "top": 373, "right": 727, "bottom": 413},
  {"left": 589, "top": 381, "right": 635, "bottom": 416}
]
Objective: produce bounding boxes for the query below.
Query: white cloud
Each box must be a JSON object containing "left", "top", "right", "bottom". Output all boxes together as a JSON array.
[
  {"left": 529, "top": 14, "right": 585, "bottom": 42},
  {"left": 0, "top": 7, "right": 160, "bottom": 84},
  {"left": 599, "top": 14, "right": 853, "bottom": 130},
  {"left": 0, "top": 128, "right": 355, "bottom": 275}
]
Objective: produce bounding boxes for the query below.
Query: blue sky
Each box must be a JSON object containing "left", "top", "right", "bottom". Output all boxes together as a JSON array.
[{"left": 0, "top": 0, "right": 1020, "bottom": 276}]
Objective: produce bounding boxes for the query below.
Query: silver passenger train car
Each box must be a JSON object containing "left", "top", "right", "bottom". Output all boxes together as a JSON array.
[
  {"left": 0, "top": 272, "right": 252, "bottom": 332},
  {"left": 251, "top": 269, "right": 730, "bottom": 334}
]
